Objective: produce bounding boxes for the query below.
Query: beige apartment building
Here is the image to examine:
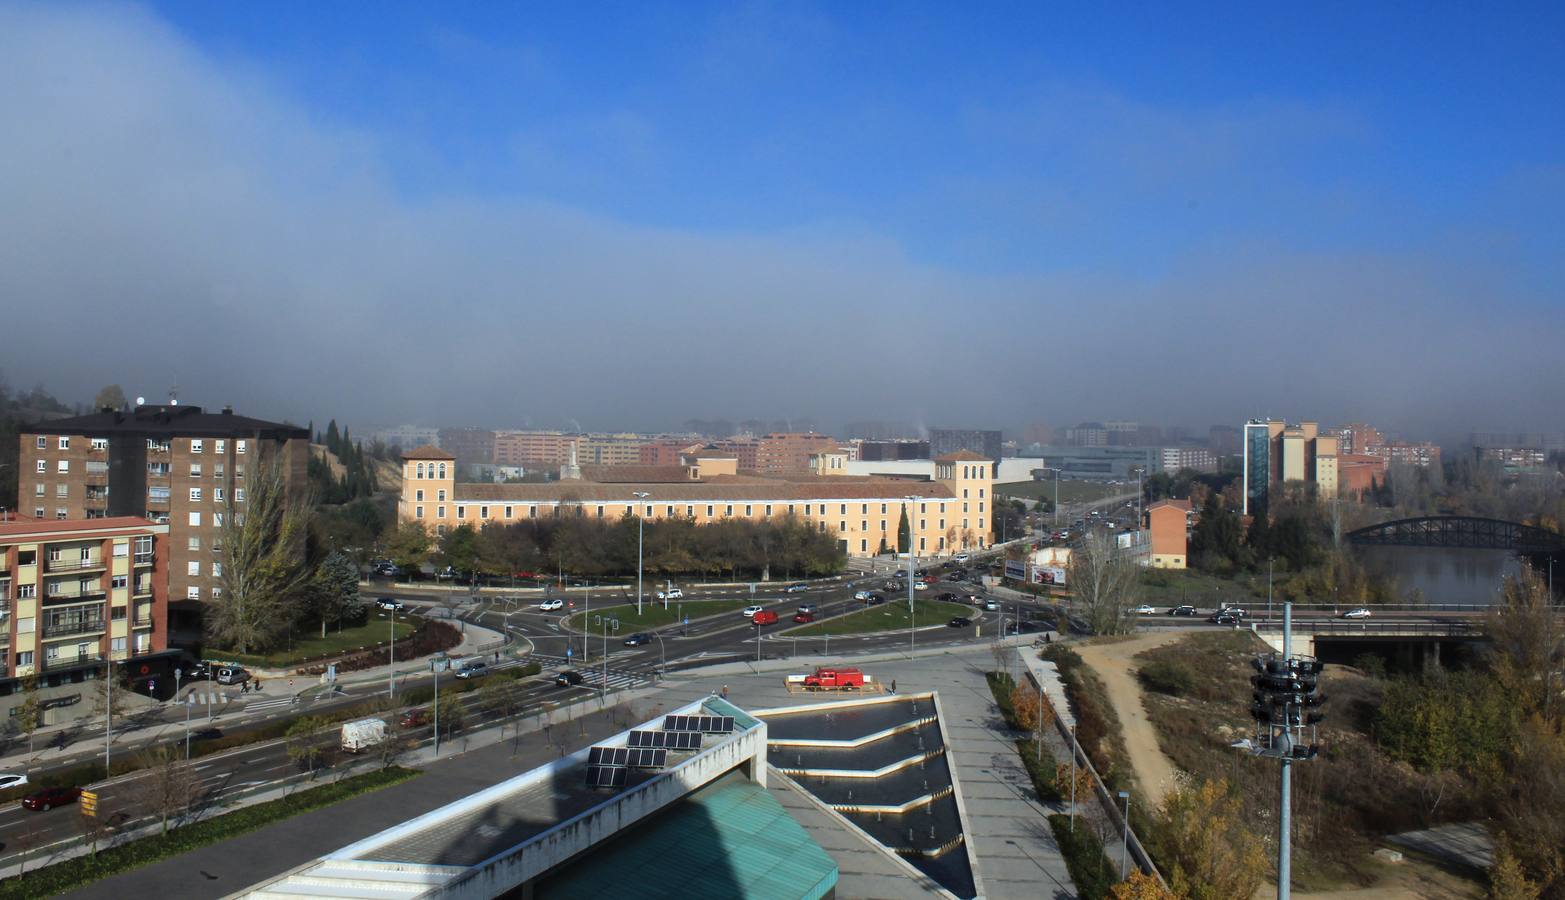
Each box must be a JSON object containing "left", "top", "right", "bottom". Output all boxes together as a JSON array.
[
  {"left": 399, "top": 447, "right": 994, "bottom": 557},
  {"left": 18, "top": 405, "right": 309, "bottom": 633},
  {"left": 1, "top": 516, "right": 169, "bottom": 700}
]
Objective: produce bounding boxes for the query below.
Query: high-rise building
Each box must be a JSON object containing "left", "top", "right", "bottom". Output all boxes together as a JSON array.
[
  {"left": 1242, "top": 418, "right": 1339, "bottom": 516},
  {"left": 929, "top": 428, "right": 1002, "bottom": 463},
  {"left": 18, "top": 404, "right": 308, "bottom": 632},
  {"left": 1242, "top": 420, "right": 1272, "bottom": 517},
  {"left": 1159, "top": 447, "right": 1218, "bottom": 474},
  {"left": 1064, "top": 423, "right": 1109, "bottom": 447},
  {"left": 755, "top": 433, "right": 840, "bottom": 474}
]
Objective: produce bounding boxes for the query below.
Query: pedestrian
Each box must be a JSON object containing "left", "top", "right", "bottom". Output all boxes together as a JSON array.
[
  {"left": 494, "top": 650, "right": 500, "bottom": 663},
  {"left": 720, "top": 684, "right": 729, "bottom": 700},
  {"left": 890, "top": 679, "right": 897, "bottom": 694}
]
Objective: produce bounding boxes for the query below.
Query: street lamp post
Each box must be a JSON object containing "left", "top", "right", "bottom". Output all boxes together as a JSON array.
[
  {"left": 431, "top": 655, "right": 445, "bottom": 757},
  {"left": 385, "top": 612, "right": 397, "bottom": 700},
  {"left": 632, "top": 492, "right": 650, "bottom": 615},
  {"left": 1118, "top": 790, "right": 1132, "bottom": 879},
  {"left": 175, "top": 666, "right": 187, "bottom": 759},
  {"left": 905, "top": 496, "right": 920, "bottom": 656}
]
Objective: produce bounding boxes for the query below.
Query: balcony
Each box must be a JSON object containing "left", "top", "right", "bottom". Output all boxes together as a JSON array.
[
  {"left": 40, "top": 653, "right": 104, "bottom": 674},
  {"left": 43, "top": 589, "right": 108, "bottom": 606},
  {"left": 133, "top": 581, "right": 153, "bottom": 596},
  {"left": 46, "top": 556, "right": 106, "bottom": 573},
  {"left": 43, "top": 618, "right": 106, "bottom": 639},
  {"left": 85, "top": 488, "right": 110, "bottom": 502},
  {"left": 133, "top": 554, "right": 155, "bottom": 566}
]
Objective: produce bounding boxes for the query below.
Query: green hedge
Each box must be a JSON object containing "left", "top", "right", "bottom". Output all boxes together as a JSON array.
[
  {"left": 1048, "top": 813, "right": 1118, "bottom": 900},
  {"left": 0, "top": 766, "right": 420, "bottom": 899}
]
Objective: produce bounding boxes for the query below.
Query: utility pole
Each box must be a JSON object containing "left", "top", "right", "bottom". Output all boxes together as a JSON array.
[
  {"left": 104, "top": 660, "right": 113, "bottom": 772},
  {"left": 905, "top": 495, "right": 919, "bottom": 657}
]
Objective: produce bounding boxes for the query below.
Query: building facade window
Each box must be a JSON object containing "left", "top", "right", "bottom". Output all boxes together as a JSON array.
[
  {"left": 59, "top": 436, "right": 70, "bottom": 449},
  {"left": 189, "top": 488, "right": 202, "bottom": 501},
  {"left": 191, "top": 439, "right": 203, "bottom": 453},
  {"left": 187, "top": 586, "right": 201, "bottom": 600},
  {"left": 189, "top": 512, "right": 201, "bottom": 526},
  {"left": 35, "top": 436, "right": 46, "bottom": 449},
  {"left": 415, "top": 506, "right": 424, "bottom": 519},
  {"left": 57, "top": 460, "right": 69, "bottom": 473}
]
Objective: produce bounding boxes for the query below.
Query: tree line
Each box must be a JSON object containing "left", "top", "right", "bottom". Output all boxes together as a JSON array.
[{"left": 385, "top": 512, "right": 847, "bottom": 584}]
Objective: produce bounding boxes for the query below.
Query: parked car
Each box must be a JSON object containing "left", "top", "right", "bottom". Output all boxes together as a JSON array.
[
  {"left": 793, "top": 612, "right": 816, "bottom": 624},
  {"left": 1133, "top": 604, "right": 1157, "bottom": 615},
  {"left": 796, "top": 603, "right": 818, "bottom": 615},
  {"left": 947, "top": 617, "right": 972, "bottom": 628},
  {"left": 398, "top": 708, "right": 430, "bottom": 728},
  {"left": 455, "top": 661, "right": 488, "bottom": 680},
  {"left": 373, "top": 563, "right": 403, "bottom": 578},
  {"left": 751, "top": 610, "right": 780, "bottom": 626},
  {"left": 622, "top": 633, "right": 652, "bottom": 647},
  {"left": 21, "top": 786, "right": 82, "bottom": 811},
  {"left": 1342, "top": 607, "right": 1372, "bottom": 619},
  {"left": 214, "top": 666, "right": 250, "bottom": 685},
  {"left": 538, "top": 598, "right": 565, "bottom": 611},
  {"left": 784, "top": 583, "right": 809, "bottom": 593},
  {"left": 555, "top": 670, "right": 585, "bottom": 687},
  {"left": 656, "top": 588, "right": 684, "bottom": 600},
  {"left": 375, "top": 598, "right": 405, "bottom": 611},
  {"left": 0, "top": 773, "right": 28, "bottom": 792},
  {"left": 1167, "top": 605, "right": 1197, "bottom": 617}
]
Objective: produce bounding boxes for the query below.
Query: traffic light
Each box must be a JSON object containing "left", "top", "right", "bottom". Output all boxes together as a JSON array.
[{"left": 1246, "top": 653, "right": 1326, "bottom": 759}]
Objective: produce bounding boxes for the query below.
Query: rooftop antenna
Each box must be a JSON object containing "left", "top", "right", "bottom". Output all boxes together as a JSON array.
[{"left": 168, "top": 383, "right": 180, "bottom": 406}]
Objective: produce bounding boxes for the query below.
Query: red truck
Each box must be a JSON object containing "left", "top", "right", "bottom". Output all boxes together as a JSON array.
[{"left": 802, "top": 667, "right": 867, "bottom": 691}]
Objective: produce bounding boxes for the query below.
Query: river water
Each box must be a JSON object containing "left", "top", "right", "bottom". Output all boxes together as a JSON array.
[{"left": 1358, "top": 546, "right": 1524, "bottom": 607}]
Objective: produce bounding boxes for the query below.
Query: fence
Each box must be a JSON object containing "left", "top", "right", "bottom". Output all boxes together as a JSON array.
[{"left": 1018, "top": 651, "right": 1166, "bottom": 886}]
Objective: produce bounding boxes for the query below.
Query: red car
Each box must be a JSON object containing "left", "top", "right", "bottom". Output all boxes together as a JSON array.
[
  {"left": 21, "top": 786, "right": 82, "bottom": 811},
  {"left": 793, "top": 612, "right": 816, "bottom": 623},
  {"left": 751, "top": 610, "right": 780, "bottom": 626}
]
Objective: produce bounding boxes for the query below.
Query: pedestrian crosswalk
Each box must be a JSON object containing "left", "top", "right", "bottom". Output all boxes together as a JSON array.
[
  {"left": 528, "top": 653, "right": 649, "bottom": 690},
  {"left": 186, "top": 690, "right": 226, "bottom": 706},
  {"left": 243, "top": 695, "right": 296, "bottom": 712}
]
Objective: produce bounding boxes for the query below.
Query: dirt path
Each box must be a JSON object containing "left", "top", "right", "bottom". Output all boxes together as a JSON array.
[{"left": 1074, "top": 631, "right": 1185, "bottom": 809}]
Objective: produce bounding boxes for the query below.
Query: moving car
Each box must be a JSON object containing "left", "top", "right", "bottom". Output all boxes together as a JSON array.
[
  {"left": 882, "top": 581, "right": 901, "bottom": 591},
  {"left": 375, "top": 598, "right": 405, "bottom": 611},
  {"left": 751, "top": 610, "right": 780, "bottom": 626},
  {"left": 1133, "top": 604, "right": 1157, "bottom": 615},
  {"left": 1222, "top": 606, "right": 1249, "bottom": 618},
  {"left": 0, "top": 773, "right": 28, "bottom": 791},
  {"left": 214, "top": 665, "right": 250, "bottom": 685},
  {"left": 398, "top": 708, "right": 430, "bottom": 728},
  {"left": 1167, "top": 605, "right": 1197, "bottom": 617},
  {"left": 912, "top": 581, "right": 929, "bottom": 591},
  {"left": 656, "top": 588, "right": 684, "bottom": 600},
  {"left": 784, "top": 583, "right": 809, "bottom": 593},
  {"left": 937, "top": 592, "right": 960, "bottom": 602},
  {"left": 1005, "top": 620, "right": 1045, "bottom": 635},
  {"left": 868, "top": 594, "right": 887, "bottom": 605},
  {"left": 1342, "top": 607, "right": 1372, "bottom": 619},
  {"left": 742, "top": 605, "right": 764, "bottom": 618},
  {"left": 793, "top": 612, "right": 816, "bottom": 624},
  {"left": 21, "top": 786, "right": 82, "bottom": 811},
  {"left": 953, "top": 552, "right": 971, "bottom": 563},
  {"left": 622, "top": 633, "right": 653, "bottom": 647},
  {"left": 796, "top": 603, "right": 818, "bottom": 615},
  {"left": 853, "top": 590, "right": 874, "bottom": 601},
  {"left": 1210, "top": 612, "right": 1242, "bottom": 625},
  {"left": 454, "top": 661, "right": 488, "bottom": 679},
  {"left": 538, "top": 598, "right": 565, "bottom": 611},
  {"left": 984, "top": 599, "right": 1000, "bottom": 611},
  {"left": 192, "top": 727, "right": 223, "bottom": 742},
  {"left": 947, "top": 617, "right": 972, "bottom": 628},
  {"left": 555, "top": 670, "right": 585, "bottom": 687}
]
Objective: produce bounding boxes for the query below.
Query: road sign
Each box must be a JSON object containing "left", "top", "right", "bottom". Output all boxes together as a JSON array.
[
  {"left": 80, "top": 790, "right": 98, "bottom": 816},
  {"left": 567, "top": 646, "right": 573, "bottom": 658}
]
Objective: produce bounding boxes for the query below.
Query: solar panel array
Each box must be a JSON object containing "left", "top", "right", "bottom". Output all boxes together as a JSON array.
[
  {"left": 628, "top": 730, "right": 703, "bottom": 751},
  {"left": 663, "top": 714, "right": 735, "bottom": 734},
  {"left": 584, "top": 766, "right": 627, "bottom": 788}
]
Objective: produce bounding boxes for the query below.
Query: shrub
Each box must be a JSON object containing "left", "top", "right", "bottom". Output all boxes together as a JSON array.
[
  {"left": 1137, "top": 660, "right": 1195, "bottom": 697},
  {"left": 1049, "top": 813, "right": 1117, "bottom": 900}
]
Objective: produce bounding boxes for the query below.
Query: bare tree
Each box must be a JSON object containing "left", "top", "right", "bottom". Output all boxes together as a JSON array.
[
  {"left": 1486, "top": 570, "right": 1565, "bottom": 724},
  {"left": 210, "top": 458, "right": 317, "bottom": 654},
  {"left": 1070, "top": 531, "right": 1142, "bottom": 635},
  {"left": 124, "top": 745, "right": 199, "bottom": 835}
]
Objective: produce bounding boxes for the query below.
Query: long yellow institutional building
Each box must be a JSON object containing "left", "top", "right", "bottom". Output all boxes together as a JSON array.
[{"left": 397, "top": 446, "right": 994, "bottom": 557}]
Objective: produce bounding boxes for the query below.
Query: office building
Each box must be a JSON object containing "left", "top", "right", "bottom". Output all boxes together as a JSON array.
[
  {"left": 1064, "top": 423, "right": 1109, "bottom": 447},
  {"left": 1035, "top": 446, "right": 1160, "bottom": 482},
  {"left": 1241, "top": 419, "right": 1339, "bottom": 516},
  {"left": 929, "top": 428, "right": 1002, "bottom": 463},
  {"left": 400, "top": 447, "right": 995, "bottom": 558},
  {"left": 1159, "top": 447, "right": 1218, "bottom": 475},
  {"left": 19, "top": 404, "right": 308, "bottom": 621},
  {"left": 856, "top": 440, "right": 930, "bottom": 462},
  {"left": 1, "top": 515, "right": 170, "bottom": 702}
]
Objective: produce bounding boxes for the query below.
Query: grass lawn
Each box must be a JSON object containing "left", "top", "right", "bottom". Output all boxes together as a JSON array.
[
  {"left": 995, "top": 479, "right": 1126, "bottom": 506},
  {"left": 216, "top": 615, "right": 418, "bottom": 668},
  {"left": 1136, "top": 567, "right": 1267, "bottom": 609},
  {"left": 786, "top": 599, "right": 973, "bottom": 636},
  {"left": 565, "top": 598, "right": 756, "bottom": 633}
]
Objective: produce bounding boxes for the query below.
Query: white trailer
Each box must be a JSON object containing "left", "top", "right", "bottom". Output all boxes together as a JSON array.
[{"left": 340, "top": 717, "right": 388, "bottom": 753}]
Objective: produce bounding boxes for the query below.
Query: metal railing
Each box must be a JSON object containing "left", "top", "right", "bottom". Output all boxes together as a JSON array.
[
  {"left": 43, "top": 618, "right": 106, "bottom": 638},
  {"left": 39, "top": 653, "right": 104, "bottom": 673},
  {"left": 1254, "top": 619, "right": 1485, "bottom": 636},
  {"left": 43, "top": 589, "right": 108, "bottom": 604},
  {"left": 45, "top": 556, "right": 105, "bottom": 572}
]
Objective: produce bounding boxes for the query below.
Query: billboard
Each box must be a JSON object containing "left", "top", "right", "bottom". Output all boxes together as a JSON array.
[
  {"left": 1004, "top": 559, "right": 1028, "bottom": 581},
  {"left": 1032, "top": 566, "right": 1068, "bottom": 587}
]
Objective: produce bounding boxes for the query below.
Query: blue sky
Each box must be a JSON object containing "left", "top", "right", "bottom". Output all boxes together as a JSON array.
[{"left": 2, "top": 2, "right": 1562, "bottom": 437}]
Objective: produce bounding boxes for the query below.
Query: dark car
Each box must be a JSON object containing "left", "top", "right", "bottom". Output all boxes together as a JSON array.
[
  {"left": 937, "top": 592, "right": 959, "bottom": 602},
  {"left": 949, "top": 568, "right": 969, "bottom": 581},
  {"left": 947, "top": 617, "right": 972, "bottom": 628},
  {"left": 622, "top": 633, "right": 652, "bottom": 647},
  {"left": 1005, "top": 620, "right": 1045, "bottom": 635},
  {"left": 868, "top": 594, "right": 887, "bottom": 605},
  {"left": 883, "top": 581, "right": 901, "bottom": 591},
  {"left": 555, "top": 670, "right": 585, "bottom": 687},
  {"left": 375, "top": 598, "right": 405, "bottom": 611},
  {"left": 21, "top": 786, "right": 82, "bottom": 811},
  {"left": 192, "top": 727, "right": 223, "bottom": 742},
  {"left": 1222, "top": 607, "right": 1249, "bottom": 618},
  {"left": 1168, "top": 605, "right": 1197, "bottom": 617},
  {"left": 1210, "top": 612, "right": 1242, "bottom": 625},
  {"left": 784, "top": 583, "right": 809, "bottom": 593},
  {"left": 793, "top": 612, "right": 816, "bottom": 624}
]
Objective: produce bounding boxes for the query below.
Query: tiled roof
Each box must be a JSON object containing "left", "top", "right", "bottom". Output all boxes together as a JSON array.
[
  {"left": 576, "top": 465, "right": 693, "bottom": 483},
  {"left": 1148, "top": 499, "right": 1193, "bottom": 512},
  {"left": 401, "top": 445, "right": 455, "bottom": 460},
  {"left": 935, "top": 450, "right": 990, "bottom": 462},
  {"left": 449, "top": 480, "right": 956, "bottom": 504}
]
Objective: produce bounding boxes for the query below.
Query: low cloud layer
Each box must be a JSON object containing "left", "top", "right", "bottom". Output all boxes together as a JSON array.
[{"left": 1, "top": 4, "right": 1558, "bottom": 442}]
